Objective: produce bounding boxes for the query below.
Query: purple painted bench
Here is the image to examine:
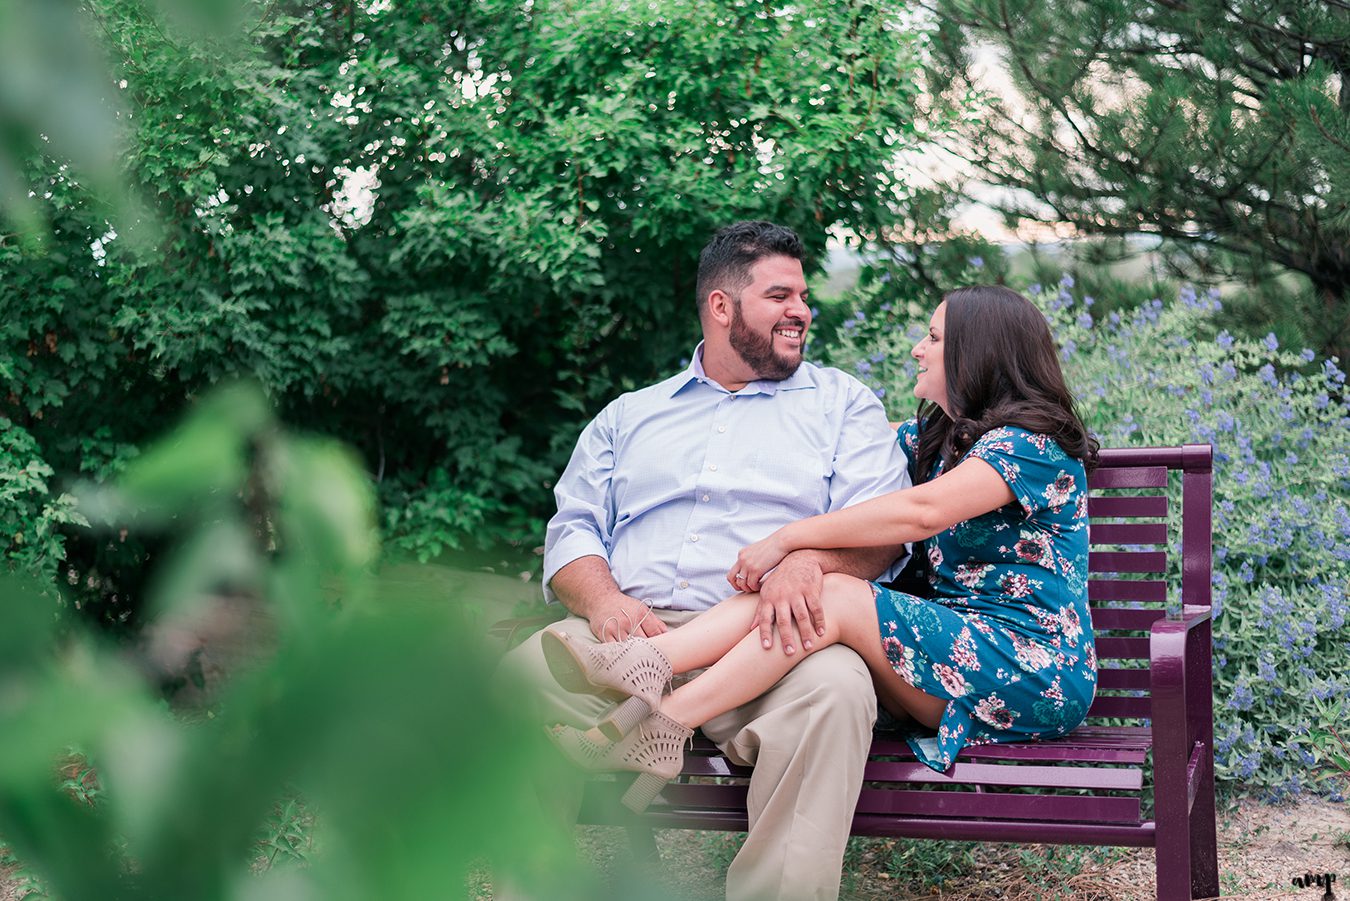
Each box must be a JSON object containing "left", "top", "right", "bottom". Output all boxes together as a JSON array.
[{"left": 573, "top": 444, "right": 1219, "bottom": 901}]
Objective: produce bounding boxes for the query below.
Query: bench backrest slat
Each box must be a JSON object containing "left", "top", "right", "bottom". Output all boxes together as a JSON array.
[
  {"left": 1094, "top": 636, "right": 1151, "bottom": 659},
  {"left": 1096, "top": 666, "right": 1153, "bottom": 690},
  {"left": 1087, "top": 495, "right": 1168, "bottom": 517},
  {"left": 1087, "top": 695, "right": 1151, "bottom": 718},
  {"left": 1089, "top": 550, "right": 1168, "bottom": 572},
  {"left": 1087, "top": 522, "right": 1168, "bottom": 544},
  {"left": 1088, "top": 579, "right": 1167, "bottom": 602},
  {"left": 1090, "top": 607, "right": 1166, "bottom": 630},
  {"left": 1088, "top": 465, "right": 1169, "bottom": 489}
]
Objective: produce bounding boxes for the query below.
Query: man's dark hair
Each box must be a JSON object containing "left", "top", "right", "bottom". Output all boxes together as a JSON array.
[{"left": 695, "top": 221, "right": 804, "bottom": 317}]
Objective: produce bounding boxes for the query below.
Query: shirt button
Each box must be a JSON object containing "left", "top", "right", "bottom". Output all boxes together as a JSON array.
[
  {"left": 708, "top": 463, "right": 718, "bottom": 471},
  {"left": 689, "top": 534, "right": 699, "bottom": 542},
  {"left": 701, "top": 494, "right": 710, "bottom": 502},
  {"left": 679, "top": 580, "right": 689, "bottom": 589},
  {"left": 717, "top": 425, "right": 726, "bottom": 433}
]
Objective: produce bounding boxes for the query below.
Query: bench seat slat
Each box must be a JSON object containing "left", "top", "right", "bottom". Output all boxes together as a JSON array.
[
  {"left": 1088, "top": 579, "right": 1167, "bottom": 602},
  {"left": 845, "top": 816, "right": 1158, "bottom": 846},
  {"left": 856, "top": 788, "right": 1143, "bottom": 824},
  {"left": 873, "top": 725, "right": 1153, "bottom": 752},
  {"left": 1088, "top": 496, "right": 1167, "bottom": 517},
  {"left": 873, "top": 726, "right": 1154, "bottom": 759},
  {"left": 1088, "top": 522, "right": 1169, "bottom": 545},
  {"left": 646, "top": 784, "right": 1144, "bottom": 826},
  {"left": 589, "top": 804, "right": 1160, "bottom": 848},
  {"left": 862, "top": 760, "right": 1144, "bottom": 791},
  {"left": 955, "top": 745, "right": 1148, "bottom": 764},
  {"left": 686, "top": 741, "right": 1152, "bottom": 773},
  {"left": 1089, "top": 550, "right": 1168, "bottom": 573}
]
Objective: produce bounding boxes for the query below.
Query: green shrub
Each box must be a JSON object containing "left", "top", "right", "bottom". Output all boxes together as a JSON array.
[
  {"left": 818, "top": 275, "right": 1350, "bottom": 793},
  {"left": 0, "top": 417, "right": 86, "bottom": 582}
]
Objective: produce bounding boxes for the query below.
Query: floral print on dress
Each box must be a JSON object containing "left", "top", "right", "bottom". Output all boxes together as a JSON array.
[{"left": 872, "top": 421, "right": 1097, "bottom": 772}]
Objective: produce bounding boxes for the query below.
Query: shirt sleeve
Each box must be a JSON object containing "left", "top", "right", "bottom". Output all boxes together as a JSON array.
[
  {"left": 826, "top": 383, "right": 912, "bottom": 511},
  {"left": 542, "top": 399, "right": 620, "bottom": 603},
  {"left": 964, "top": 427, "right": 1078, "bottom": 519},
  {"left": 825, "top": 381, "right": 914, "bottom": 578}
]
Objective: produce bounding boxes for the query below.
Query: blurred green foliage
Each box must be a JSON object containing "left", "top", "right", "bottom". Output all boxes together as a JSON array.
[
  {"left": 1, "top": 0, "right": 939, "bottom": 623},
  {"left": 0, "top": 384, "right": 586, "bottom": 899}
]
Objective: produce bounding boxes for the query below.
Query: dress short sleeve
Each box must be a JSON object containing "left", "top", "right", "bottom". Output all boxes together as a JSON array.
[{"left": 963, "top": 426, "right": 1080, "bottom": 520}]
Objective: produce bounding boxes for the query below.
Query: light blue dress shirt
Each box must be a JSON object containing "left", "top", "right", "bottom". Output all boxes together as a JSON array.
[{"left": 544, "top": 344, "right": 912, "bottom": 611}]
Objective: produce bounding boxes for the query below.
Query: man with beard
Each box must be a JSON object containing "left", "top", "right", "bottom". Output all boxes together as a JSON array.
[{"left": 503, "top": 221, "right": 909, "bottom": 900}]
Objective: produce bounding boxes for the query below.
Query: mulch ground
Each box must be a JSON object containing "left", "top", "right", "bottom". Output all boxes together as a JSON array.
[
  {"left": 563, "top": 797, "right": 1350, "bottom": 900},
  {"left": 5, "top": 797, "right": 1347, "bottom": 899}
]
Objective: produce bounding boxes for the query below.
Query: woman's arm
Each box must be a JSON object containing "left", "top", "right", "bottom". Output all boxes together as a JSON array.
[{"left": 729, "top": 456, "right": 1017, "bottom": 592}]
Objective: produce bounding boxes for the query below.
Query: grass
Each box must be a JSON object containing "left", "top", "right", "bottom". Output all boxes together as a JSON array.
[{"left": 254, "top": 794, "right": 317, "bottom": 872}]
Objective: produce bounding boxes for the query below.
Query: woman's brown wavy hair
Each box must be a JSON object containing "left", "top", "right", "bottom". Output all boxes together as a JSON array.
[{"left": 913, "top": 285, "right": 1099, "bottom": 483}]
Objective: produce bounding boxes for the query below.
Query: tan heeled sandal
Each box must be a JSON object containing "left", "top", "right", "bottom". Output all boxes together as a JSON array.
[
  {"left": 541, "top": 628, "right": 672, "bottom": 740},
  {"left": 548, "top": 709, "right": 694, "bottom": 813}
]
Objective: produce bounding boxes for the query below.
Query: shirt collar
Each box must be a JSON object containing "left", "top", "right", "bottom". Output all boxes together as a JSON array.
[{"left": 668, "top": 342, "right": 816, "bottom": 397}]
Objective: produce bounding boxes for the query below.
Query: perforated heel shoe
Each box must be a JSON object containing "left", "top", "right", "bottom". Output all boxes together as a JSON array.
[
  {"left": 541, "top": 629, "right": 672, "bottom": 740},
  {"left": 548, "top": 710, "right": 694, "bottom": 813}
]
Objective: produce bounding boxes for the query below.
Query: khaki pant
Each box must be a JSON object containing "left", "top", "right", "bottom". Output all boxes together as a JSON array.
[{"left": 499, "top": 610, "right": 877, "bottom": 901}]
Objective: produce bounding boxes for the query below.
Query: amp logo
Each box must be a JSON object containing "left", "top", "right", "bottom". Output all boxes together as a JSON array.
[{"left": 1292, "top": 872, "right": 1337, "bottom": 901}]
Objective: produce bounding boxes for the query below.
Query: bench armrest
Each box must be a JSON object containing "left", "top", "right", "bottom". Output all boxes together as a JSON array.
[
  {"left": 1151, "top": 605, "right": 1212, "bottom": 635},
  {"left": 1149, "top": 605, "right": 1211, "bottom": 690}
]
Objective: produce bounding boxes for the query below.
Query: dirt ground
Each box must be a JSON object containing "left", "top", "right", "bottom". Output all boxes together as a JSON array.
[
  {"left": 3, "top": 797, "right": 1346, "bottom": 899},
  {"left": 564, "top": 797, "right": 1350, "bottom": 900}
]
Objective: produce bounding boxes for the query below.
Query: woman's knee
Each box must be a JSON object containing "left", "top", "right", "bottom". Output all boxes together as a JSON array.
[{"left": 820, "top": 573, "right": 877, "bottom": 618}]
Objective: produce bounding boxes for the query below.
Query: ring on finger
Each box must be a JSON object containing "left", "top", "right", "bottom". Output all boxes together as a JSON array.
[{"left": 735, "top": 572, "right": 746, "bottom": 582}]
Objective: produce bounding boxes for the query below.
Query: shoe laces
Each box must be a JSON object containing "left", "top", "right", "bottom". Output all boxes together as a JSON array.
[{"left": 600, "top": 599, "right": 655, "bottom": 642}]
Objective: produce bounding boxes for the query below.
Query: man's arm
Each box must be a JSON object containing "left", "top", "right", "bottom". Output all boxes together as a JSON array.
[
  {"left": 751, "top": 544, "right": 904, "bottom": 655},
  {"left": 788, "top": 545, "right": 903, "bottom": 581},
  {"left": 747, "top": 377, "right": 911, "bottom": 654},
  {"left": 550, "top": 555, "right": 668, "bottom": 641}
]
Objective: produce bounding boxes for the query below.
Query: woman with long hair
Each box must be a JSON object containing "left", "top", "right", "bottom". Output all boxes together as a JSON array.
[{"left": 543, "top": 285, "right": 1100, "bottom": 812}]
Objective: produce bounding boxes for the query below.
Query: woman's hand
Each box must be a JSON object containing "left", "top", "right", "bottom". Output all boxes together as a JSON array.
[{"left": 727, "top": 528, "right": 793, "bottom": 594}]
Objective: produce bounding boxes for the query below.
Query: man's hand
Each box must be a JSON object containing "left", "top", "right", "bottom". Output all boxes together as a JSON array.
[
  {"left": 549, "top": 556, "right": 668, "bottom": 643},
  {"left": 751, "top": 553, "right": 825, "bottom": 656},
  {"left": 586, "top": 592, "right": 668, "bottom": 642}
]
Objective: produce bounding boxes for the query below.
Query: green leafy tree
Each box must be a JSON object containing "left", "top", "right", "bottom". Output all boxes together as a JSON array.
[
  {"left": 927, "top": 0, "right": 1350, "bottom": 361},
  {"left": 1, "top": 0, "right": 935, "bottom": 615}
]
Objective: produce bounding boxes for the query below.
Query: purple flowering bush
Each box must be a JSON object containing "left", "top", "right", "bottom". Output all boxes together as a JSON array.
[{"left": 818, "top": 276, "right": 1350, "bottom": 794}]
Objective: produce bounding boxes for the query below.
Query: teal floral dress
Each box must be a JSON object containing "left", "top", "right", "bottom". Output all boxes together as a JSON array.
[{"left": 873, "top": 420, "right": 1097, "bottom": 772}]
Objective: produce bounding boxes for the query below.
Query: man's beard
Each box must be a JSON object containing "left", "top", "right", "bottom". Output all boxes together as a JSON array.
[{"left": 729, "top": 300, "right": 804, "bottom": 382}]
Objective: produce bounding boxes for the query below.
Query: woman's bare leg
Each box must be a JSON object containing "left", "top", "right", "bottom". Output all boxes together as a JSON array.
[
  {"left": 644, "top": 593, "right": 761, "bottom": 672},
  {"left": 657, "top": 573, "right": 947, "bottom": 730}
]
